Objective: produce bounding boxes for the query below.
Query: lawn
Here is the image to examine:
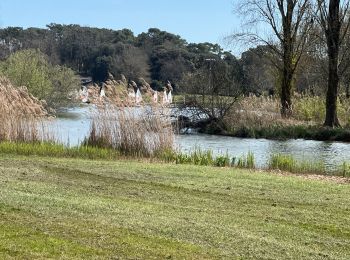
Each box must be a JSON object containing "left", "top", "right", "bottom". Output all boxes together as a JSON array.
[{"left": 0, "top": 155, "right": 349, "bottom": 259}]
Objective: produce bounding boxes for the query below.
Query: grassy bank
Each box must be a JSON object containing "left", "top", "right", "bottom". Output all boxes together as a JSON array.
[
  {"left": 190, "top": 94, "right": 350, "bottom": 142},
  {"left": 0, "top": 155, "right": 349, "bottom": 259},
  {"left": 2, "top": 141, "right": 350, "bottom": 176},
  {"left": 225, "top": 125, "right": 350, "bottom": 142}
]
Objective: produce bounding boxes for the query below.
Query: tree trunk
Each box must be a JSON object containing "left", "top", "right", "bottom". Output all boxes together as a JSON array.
[
  {"left": 324, "top": 0, "right": 341, "bottom": 127},
  {"left": 280, "top": 0, "right": 294, "bottom": 118},
  {"left": 280, "top": 49, "right": 293, "bottom": 117}
]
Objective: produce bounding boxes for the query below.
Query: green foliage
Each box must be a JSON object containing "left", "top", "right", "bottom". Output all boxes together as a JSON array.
[
  {"left": 91, "top": 55, "right": 114, "bottom": 82},
  {"left": 340, "top": 162, "right": 350, "bottom": 177},
  {"left": 0, "top": 25, "right": 243, "bottom": 94},
  {"left": 293, "top": 95, "right": 350, "bottom": 125},
  {"left": 49, "top": 65, "right": 80, "bottom": 107},
  {"left": 230, "top": 124, "right": 350, "bottom": 142},
  {"left": 269, "top": 154, "right": 326, "bottom": 174},
  {"left": 214, "top": 153, "right": 231, "bottom": 167},
  {"left": 293, "top": 95, "right": 326, "bottom": 122},
  {"left": 0, "top": 49, "right": 52, "bottom": 100},
  {"left": 2, "top": 141, "right": 350, "bottom": 176},
  {"left": 173, "top": 149, "right": 215, "bottom": 166},
  {"left": 157, "top": 148, "right": 236, "bottom": 168},
  {"left": 0, "top": 49, "right": 79, "bottom": 108},
  {"left": 0, "top": 141, "right": 119, "bottom": 160},
  {"left": 236, "top": 152, "right": 255, "bottom": 169},
  {"left": 157, "top": 148, "right": 253, "bottom": 169},
  {"left": 269, "top": 154, "right": 296, "bottom": 172}
]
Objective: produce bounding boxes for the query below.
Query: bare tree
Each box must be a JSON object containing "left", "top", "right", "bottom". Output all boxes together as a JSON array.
[
  {"left": 180, "top": 59, "right": 241, "bottom": 133},
  {"left": 232, "top": 0, "right": 314, "bottom": 117},
  {"left": 315, "top": 0, "right": 350, "bottom": 127}
]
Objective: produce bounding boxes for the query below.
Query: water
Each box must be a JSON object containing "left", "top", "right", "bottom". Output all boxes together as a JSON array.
[{"left": 52, "top": 106, "right": 350, "bottom": 170}]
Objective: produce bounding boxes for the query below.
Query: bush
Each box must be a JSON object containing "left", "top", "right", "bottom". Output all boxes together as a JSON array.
[{"left": 0, "top": 49, "right": 80, "bottom": 109}]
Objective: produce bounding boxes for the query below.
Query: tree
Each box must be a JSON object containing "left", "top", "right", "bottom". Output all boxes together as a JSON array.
[
  {"left": 180, "top": 59, "right": 241, "bottom": 133},
  {"left": 316, "top": 0, "right": 350, "bottom": 127},
  {"left": 0, "top": 49, "right": 52, "bottom": 100},
  {"left": 233, "top": 0, "right": 314, "bottom": 117},
  {"left": 240, "top": 46, "right": 276, "bottom": 94},
  {"left": 0, "top": 49, "right": 79, "bottom": 108},
  {"left": 0, "top": 24, "right": 241, "bottom": 93},
  {"left": 91, "top": 55, "right": 114, "bottom": 82}
]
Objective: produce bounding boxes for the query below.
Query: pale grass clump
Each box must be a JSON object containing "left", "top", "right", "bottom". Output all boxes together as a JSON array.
[
  {"left": 0, "top": 77, "right": 50, "bottom": 142},
  {"left": 85, "top": 105, "right": 174, "bottom": 157},
  {"left": 225, "top": 94, "right": 322, "bottom": 129},
  {"left": 226, "top": 95, "right": 295, "bottom": 129}
]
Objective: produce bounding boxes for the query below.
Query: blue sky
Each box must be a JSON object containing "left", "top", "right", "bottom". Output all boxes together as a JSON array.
[{"left": 0, "top": 0, "right": 240, "bottom": 50}]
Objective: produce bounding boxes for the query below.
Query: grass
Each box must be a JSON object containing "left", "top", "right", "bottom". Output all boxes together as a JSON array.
[
  {"left": 210, "top": 94, "right": 350, "bottom": 141},
  {"left": 268, "top": 154, "right": 326, "bottom": 175},
  {"left": 229, "top": 124, "right": 350, "bottom": 142},
  {"left": 0, "top": 141, "right": 120, "bottom": 160},
  {"left": 0, "top": 154, "right": 350, "bottom": 259},
  {"left": 340, "top": 162, "right": 350, "bottom": 177},
  {"left": 3, "top": 141, "right": 350, "bottom": 176},
  {"left": 236, "top": 151, "right": 255, "bottom": 169},
  {"left": 157, "top": 148, "right": 250, "bottom": 168}
]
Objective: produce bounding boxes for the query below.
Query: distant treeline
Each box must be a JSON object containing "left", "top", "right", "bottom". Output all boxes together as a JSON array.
[
  {"left": 0, "top": 24, "right": 277, "bottom": 93},
  {"left": 0, "top": 24, "right": 335, "bottom": 95}
]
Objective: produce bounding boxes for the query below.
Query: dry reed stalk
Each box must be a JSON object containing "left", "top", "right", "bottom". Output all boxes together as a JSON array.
[
  {"left": 226, "top": 95, "right": 306, "bottom": 128},
  {"left": 0, "top": 77, "right": 52, "bottom": 142},
  {"left": 86, "top": 105, "right": 174, "bottom": 157}
]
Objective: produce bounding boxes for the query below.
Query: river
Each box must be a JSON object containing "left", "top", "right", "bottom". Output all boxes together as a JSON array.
[{"left": 51, "top": 106, "right": 350, "bottom": 171}]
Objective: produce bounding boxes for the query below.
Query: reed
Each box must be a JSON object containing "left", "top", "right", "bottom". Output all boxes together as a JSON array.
[
  {"left": 84, "top": 105, "right": 174, "bottom": 157},
  {"left": 0, "top": 77, "right": 50, "bottom": 143},
  {"left": 214, "top": 153, "right": 231, "bottom": 167},
  {"left": 1, "top": 140, "right": 350, "bottom": 177},
  {"left": 158, "top": 148, "right": 239, "bottom": 168},
  {"left": 236, "top": 152, "right": 255, "bottom": 169},
  {"left": 340, "top": 162, "right": 350, "bottom": 177},
  {"left": 268, "top": 154, "right": 326, "bottom": 174},
  {"left": 226, "top": 94, "right": 350, "bottom": 133}
]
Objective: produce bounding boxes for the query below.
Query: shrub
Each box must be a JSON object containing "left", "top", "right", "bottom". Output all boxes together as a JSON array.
[{"left": 0, "top": 49, "right": 80, "bottom": 109}]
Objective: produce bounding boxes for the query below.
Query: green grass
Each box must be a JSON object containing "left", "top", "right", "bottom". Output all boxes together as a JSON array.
[
  {"left": 158, "top": 148, "right": 251, "bottom": 168},
  {"left": 0, "top": 154, "right": 350, "bottom": 259},
  {"left": 0, "top": 141, "right": 120, "bottom": 160},
  {"left": 269, "top": 154, "right": 326, "bottom": 175},
  {"left": 340, "top": 162, "right": 350, "bottom": 177},
  {"left": 237, "top": 151, "right": 255, "bottom": 169},
  {"left": 229, "top": 125, "right": 350, "bottom": 142}
]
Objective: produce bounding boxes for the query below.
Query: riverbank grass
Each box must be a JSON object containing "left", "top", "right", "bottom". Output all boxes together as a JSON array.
[
  {"left": 228, "top": 125, "right": 350, "bottom": 141},
  {"left": 268, "top": 154, "right": 326, "bottom": 175},
  {"left": 0, "top": 141, "right": 120, "bottom": 160},
  {"left": 2, "top": 141, "right": 350, "bottom": 176},
  {"left": 0, "top": 155, "right": 350, "bottom": 259}
]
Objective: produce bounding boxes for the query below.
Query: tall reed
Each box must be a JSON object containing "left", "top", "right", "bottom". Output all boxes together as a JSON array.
[
  {"left": 0, "top": 76, "right": 50, "bottom": 143},
  {"left": 84, "top": 105, "right": 174, "bottom": 157}
]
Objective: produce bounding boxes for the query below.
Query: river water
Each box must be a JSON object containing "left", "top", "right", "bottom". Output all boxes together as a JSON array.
[{"left": 52, "top": 106, "right": 350, "bottom": 171}]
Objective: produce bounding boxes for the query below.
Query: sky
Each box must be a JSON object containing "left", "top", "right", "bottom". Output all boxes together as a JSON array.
[{"left": 0, "top": 0, "right": 241, "bottom": 52}]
